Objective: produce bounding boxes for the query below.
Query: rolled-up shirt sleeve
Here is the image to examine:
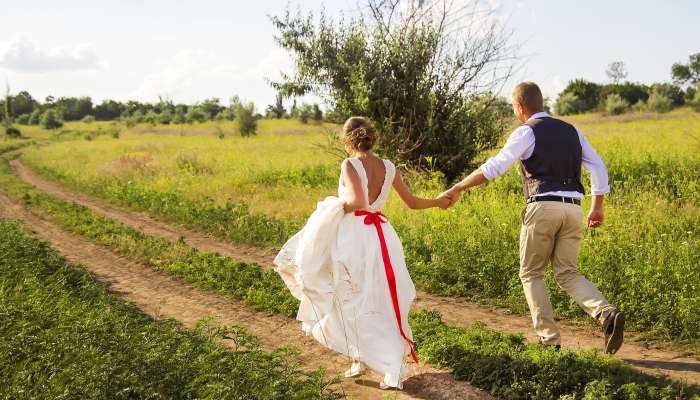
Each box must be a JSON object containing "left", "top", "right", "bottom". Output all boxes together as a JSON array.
[
  {"left": 577, "top": 128, "right": 610, "bottom": 195},
  {"left": 480, "top": 125, "right": 534, "bottom": 180}
]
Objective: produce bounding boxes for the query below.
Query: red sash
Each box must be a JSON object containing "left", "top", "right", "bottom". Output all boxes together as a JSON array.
[{"left": 354, "top": 210, "right": 419, "bottom": 364}]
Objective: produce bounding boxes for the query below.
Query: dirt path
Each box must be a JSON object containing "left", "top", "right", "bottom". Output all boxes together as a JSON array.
[
  {"left": 10, "top": 158, "right": 700, "bottom": 385},
  {"left": 0, "top": 190, "right": 491, "bottom": 400}
]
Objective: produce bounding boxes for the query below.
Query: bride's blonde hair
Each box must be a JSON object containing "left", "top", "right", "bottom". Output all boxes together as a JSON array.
[{"left": 341, "top": 117, "right": 379, "bottom": 152}]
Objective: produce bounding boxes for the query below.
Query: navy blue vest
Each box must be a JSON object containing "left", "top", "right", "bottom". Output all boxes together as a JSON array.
[{"left": 519, "top": 117, "right": 585, "bottom": 199}]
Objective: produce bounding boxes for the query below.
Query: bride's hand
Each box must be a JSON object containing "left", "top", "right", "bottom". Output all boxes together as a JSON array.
[
  {"left": 436, "top": 192, "right": 455, "bottom": 210},
  {"left": 438, "top": 187, "right": 461, "bottom": 209}
]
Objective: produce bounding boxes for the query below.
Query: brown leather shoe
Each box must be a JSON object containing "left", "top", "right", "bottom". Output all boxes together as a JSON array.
[{"left": 603, "top": 310, "right": 625, "bottom": 354}]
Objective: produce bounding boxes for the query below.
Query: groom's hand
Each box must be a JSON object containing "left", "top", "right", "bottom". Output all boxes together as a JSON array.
[
  {"left": 439, "top": 187, "right": 461, "bottom": 209},
  {"left": 587, "top": 207, "right": 604, "bottom": 228}
]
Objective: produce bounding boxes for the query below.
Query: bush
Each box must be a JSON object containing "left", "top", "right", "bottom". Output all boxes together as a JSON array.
[
  {"left": 649, "top": 83, "right": 684, "bottom": 106},
  {"left": 81, "top": 115, "right": 95, "bottom": 123},
  {"left": 554, "top": 92, "right": 588, "bottom": 115},
  {"left": 40, "top": 109, "right": 64, "bottom": 129},
  {"left": 5, "top": 126, "right": 21, "bottom": 138},
  {"left": 143, "top": 110, "right": 158, "bottom": 125},
  {"left": 216, "top": 109, "right": 234, "bottom": 121},
  {"left": 558, "top": 79, "right": 602, "bottom": 113},
  {"left": 646, "top": 91, "right": 673, "bottom": 113},
  {"left": 272, "top": 2, "right": 515, "bottom": 181},
  {"left": 157, "top": 110, "right": 172, "bottom": 125},
  {"left": 15, "top": 113, "right": 30, "bottom": 125},
  {"left": 28, "top": 109, "right": 42, "bottom": 125},
  {"left": 691, "top": 90, "right": 700, "bottom": 112},
  {"left": 186, "top": 107, "right": 208, "bottom": 124},
  {"left": 599, "top": 82, "right": 649, "bottom": 108},
  {"left": 631, "top": 100, "right": 646, "bottom": 113},
  {"left": 604, "top": 94, "right": 629, "bottom": 115},
  {"left": 172, "top": 111, "right": 186, "bottom": 124},
  {"left": 235, "top": 101, "right": 257, "bottom": 136}
]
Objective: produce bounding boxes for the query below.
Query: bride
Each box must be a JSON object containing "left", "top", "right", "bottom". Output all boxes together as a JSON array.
[{"left": 274, "top": 116, "right": 452, "bottom": 389}]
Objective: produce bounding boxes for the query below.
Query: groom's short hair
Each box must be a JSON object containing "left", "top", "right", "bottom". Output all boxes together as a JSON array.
[{"left": 513, "top": 82, "right": 544, "bottom": 112}]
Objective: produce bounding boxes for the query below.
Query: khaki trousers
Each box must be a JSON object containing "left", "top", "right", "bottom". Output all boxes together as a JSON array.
[{"left": 519, "top": 201, "right": 614, "bottom": 345}]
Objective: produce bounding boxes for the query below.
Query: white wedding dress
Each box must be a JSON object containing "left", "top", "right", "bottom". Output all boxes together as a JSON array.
[{"left": 274, "top": 157, "right": 417, "bottom": 388}]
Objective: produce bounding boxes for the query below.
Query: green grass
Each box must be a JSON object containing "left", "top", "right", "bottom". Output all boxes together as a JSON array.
[
  {"left": 1, "top": 152, "right": 697, "bottom": 399},
  {"left": 17, "top": 110, "right": 700, "bottom": 345},
  {"left": 0, "top": 219, "right": 342, "bottom": 400}
]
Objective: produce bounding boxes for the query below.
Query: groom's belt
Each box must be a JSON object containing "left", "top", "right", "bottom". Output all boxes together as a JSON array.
[{"left": 527, "top": 195, "right": 581, "bottom": 205}]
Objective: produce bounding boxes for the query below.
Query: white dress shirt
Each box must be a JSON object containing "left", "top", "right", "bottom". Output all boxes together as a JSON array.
[{"left": 480, "top": 112, "right": 610, "bottom": 199}]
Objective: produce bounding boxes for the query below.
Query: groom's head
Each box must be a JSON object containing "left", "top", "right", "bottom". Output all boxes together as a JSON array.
[{"left": 512, "top": 82, "right": 544, "bottom": 122}]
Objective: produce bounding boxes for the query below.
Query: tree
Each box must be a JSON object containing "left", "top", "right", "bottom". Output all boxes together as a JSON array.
[
  {"left": 599, "top": 82, "right": 649, "bottom": 107},
  {"left": 55, "top": 96, "right": 93, "bottom": 120},
  {"left": 557, "top": 79, "right": 601, "bottom": 114},
  {"left": 265, "top": 93, "right": 287, "bottom": 118},
  {"left": 606, "top": 61, "right": 627, "bottom": 84},
  {"left": 199, "top": 98, "right": 223, "bottom": 119},
  {"left": 11, "top": 91, "right": 37, "bottom": 117},
  {"left": 40, "top": 109, "right": 64, "bottom": 129},
  {"left": 671, "top": 53, "right": 700, "bottom": 86},
  {"left": 271, "top": 0, "right": 516, "bottom": 180},
  {"left": 235, "top": 101, "right": 257, "bottom": 136},
  {"left": 312, "top": 104, "right": 323, "bottom": 121},
  {"left": 94, "top": 99, "right": 124, "bottom": 120},
  {"left": 298, "top": 103, "right": 312, "bottom": 123}
]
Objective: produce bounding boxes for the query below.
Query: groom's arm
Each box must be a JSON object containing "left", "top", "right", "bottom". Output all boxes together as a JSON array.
[
  {"left": 443, "top": 125, "right": 534, "bottom": 199},
  {"left": 577, "top": 128, "right": 610, "bottom": 228}
]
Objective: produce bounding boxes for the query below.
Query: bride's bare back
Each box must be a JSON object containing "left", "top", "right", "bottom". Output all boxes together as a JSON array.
[{"left": 358, "top": 155, "right": 387, "bottom": 205}]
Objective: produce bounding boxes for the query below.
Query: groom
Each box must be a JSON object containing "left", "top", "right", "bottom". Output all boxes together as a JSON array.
[{"left": 441, "top": 81, "right": 624, "bottom": 354}]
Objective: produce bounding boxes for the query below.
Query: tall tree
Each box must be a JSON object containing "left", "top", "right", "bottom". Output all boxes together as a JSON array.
[
  {"left": 606, "top": 61, "right": 628, "bottom": 84},
  {"left": 271, "top": 0, "right": 517, "bottom": 180},
  {"left": 671, "top": 53, "right": 700, "bottom": 86}
]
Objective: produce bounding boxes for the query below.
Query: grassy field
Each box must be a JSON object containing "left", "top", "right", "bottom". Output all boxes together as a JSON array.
[
  {"left": 0, "top": 219, "right": 341, "bottom": 399},
  {"left": 0, "top": 152, "right": 694, "bottom": 399},
  {"left": 17, "top": 109, "right": 700, "bottom": 345}
]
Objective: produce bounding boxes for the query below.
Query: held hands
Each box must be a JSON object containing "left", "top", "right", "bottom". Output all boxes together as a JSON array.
[{"left": 436, "top": 187, "right": 462, "bottom": 210}]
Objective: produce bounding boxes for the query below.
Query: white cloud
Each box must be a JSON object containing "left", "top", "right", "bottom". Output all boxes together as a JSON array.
[
  {"left": 131, "top": 47, "right": 296, "bottom": 105},
  {"left": 131, "top": 50, "right": 239, "bottom": 102},
  {"left": 0, "top": 36, "right": 102, "bottom": 73}
]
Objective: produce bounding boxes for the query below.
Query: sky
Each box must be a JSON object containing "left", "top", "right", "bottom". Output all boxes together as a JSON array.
[{"left": 0, "top": 0, "right": 698, "bottom": 110}]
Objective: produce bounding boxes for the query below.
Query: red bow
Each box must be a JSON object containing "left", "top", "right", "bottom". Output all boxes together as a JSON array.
[{"left": 354, "top": 210, "right": 419, "bottom": 364}]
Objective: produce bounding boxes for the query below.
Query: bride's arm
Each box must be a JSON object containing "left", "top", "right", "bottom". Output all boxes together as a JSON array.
[
  {"left": 341, "top": 160, "right": 369, "bottom": 213},
  {"left": 393, "top": 170, "right": 450, "bottom": 210}
]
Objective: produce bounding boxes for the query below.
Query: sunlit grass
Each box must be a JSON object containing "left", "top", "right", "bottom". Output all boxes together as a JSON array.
[{"left": 18, "top": 111, "right": 700, "bottom": 343}]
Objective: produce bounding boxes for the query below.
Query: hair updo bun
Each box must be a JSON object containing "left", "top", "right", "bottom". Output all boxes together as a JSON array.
[{"left": 341, "top": 116, "right": 379, "bottom": 152}]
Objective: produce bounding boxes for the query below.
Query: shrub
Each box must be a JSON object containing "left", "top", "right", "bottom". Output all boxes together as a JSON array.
[
  {"left": 558, "top": 79, "right": 602, "bottom": 113},
  {"left": 554, "top": 92, "right": 587, "bottom": 115},
  {"left": 604, "top": 94, "right": 629, "bottom": 115},
  {"left": 272, "top": 2, "right": 515, "bottom": 181},
  {"left": 216, "top": 109, "right": 234, "bottom": 121},
  {"left": 81, "top": 114, "right": 95, "bottom": 123},
  {"left": 649, "top": 83, "right": 685, "bottom": 106},
  {"left": 646, "top": 90, "right": 673, "bottom": 113},
  {"left": 599, "top": 82, "right": 650, "bottom": 108},
  {"left": 40, "top": 109, "right": 64, "bottom": 129},
  {"left": 298, "top": 104, "right": 311, "bottom": 124},
  {"left": 157, "top": 110, "right": 172, "bottom": 125},
  {"left": 186, "top": 107, "right": 208, "bottom": 124},
  {"left": 15, "top": 113, "right": 30, "bottom": 124},
  {"left": 28, "top": 108, "right": 42, "bottom": 125},
  {"left": 690, "top": 90, "right": 700, "bottom": 112},
  {"left": 235, "top": 101, "right": 257, "bottom": 136},
  {"left": 172, "top": 111, "right": 186, "bottom": 124},
  {"left": 5, "top": 126, "right": 21, "bottom": 138},
  {"left": 631, "top": 100, "right": 646, "bottom": 113},
  {"left": 143, "top": 110, "right": 158, "bottom": 125}
]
